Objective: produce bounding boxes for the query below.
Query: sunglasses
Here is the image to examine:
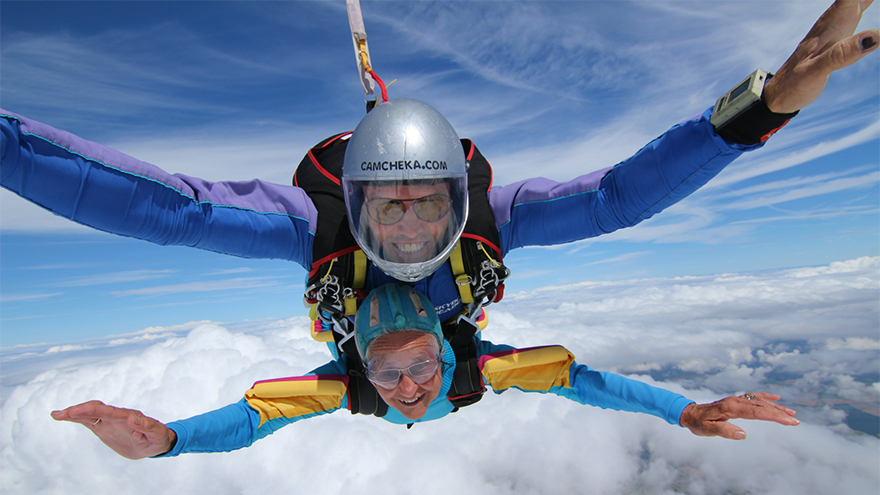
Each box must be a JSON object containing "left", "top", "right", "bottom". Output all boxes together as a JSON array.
[
  {"left": 365, "top": 195, "right": 452, "bottom": 225},
  {"left": 367, "top": 356, "right": 442, "bottom": 389}
]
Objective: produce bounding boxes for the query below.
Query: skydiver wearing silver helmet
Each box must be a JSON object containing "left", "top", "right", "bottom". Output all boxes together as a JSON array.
[{"left": 341, "top": 99, "right": 469, "bottom": 282}]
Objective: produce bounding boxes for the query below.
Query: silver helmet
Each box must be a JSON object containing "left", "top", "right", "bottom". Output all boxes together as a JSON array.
[{"left": 342, "top": 99, "right": 468, "bottom": 282}]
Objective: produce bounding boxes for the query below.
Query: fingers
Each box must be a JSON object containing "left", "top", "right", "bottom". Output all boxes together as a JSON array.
[
  {"left": 765, "top": 0, "right": 877, "bottom": 112},
  {"left": 51, "top": 400, "right": 116, "bottom": 425},
  {"left": 52, "top": 400, "right": 172, "bottom": 459},
  {"left": 730, "top": 393, "right": 799, "bottom": 425},
  {"left": 682, "top": 393, "right": 800, "bottom": 440},
  {"left": 804, "top": 0, "right": 878, "bottom": 68},
  {"left": 808, "top": 0, "right": 868, "bottom": 47},
  {"left": 51, "top": 400, "right": 162, "bottom": 433}
]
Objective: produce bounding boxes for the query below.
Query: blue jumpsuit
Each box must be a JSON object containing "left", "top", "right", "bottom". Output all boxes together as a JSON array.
[
  {"left": 0, "top": 107, "right": 764, "bottom": 453},
  {"left": 0, "top": 107, "right": 761, "bottom": 323},
  {"left": 162, "top": 340, "right": 694, "bottom": 456}
]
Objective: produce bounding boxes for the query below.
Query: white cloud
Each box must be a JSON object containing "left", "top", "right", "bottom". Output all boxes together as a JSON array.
[
  {"left": 826, "top": 338, "right": 880, "bottom": 351},
  {"left": 2, "top": 258, "right": 878, "bottom": 494},
  {"left": 43, "top": 344, "right": 92, "bottom": 355}
]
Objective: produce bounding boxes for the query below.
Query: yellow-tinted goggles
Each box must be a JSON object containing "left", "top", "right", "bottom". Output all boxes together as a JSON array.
[{"left": 365, "top": 195, "right": 452, "bottom": 225}]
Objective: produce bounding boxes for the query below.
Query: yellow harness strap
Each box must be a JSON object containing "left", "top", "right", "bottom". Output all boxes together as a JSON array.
[
  {"left": 344, "top": 249, "right": 367, "bottom": 316},
  {"left": 449, "top": 241, "right": 474, "bottom": 305}
]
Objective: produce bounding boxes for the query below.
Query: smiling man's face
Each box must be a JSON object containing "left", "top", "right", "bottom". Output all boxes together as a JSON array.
[{"left": 362, "top": 183, "right": 451, "bottom": 264}]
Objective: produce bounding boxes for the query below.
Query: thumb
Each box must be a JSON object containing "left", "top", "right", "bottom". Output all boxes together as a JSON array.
[
  {"left": 127, "top": 411, "right": 147, "bottom": 431},
  {"left": 716, "top": 422, "right": 747, "bottom": 441},
  {"left": 824, "top": 30, "right": 880, "bottom": 71},
  {"left": 127, "top": 411, "right": 166, "bottom": 441}
]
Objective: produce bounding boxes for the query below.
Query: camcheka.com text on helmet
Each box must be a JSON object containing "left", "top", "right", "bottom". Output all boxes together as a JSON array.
[{"left": 359, "top": 160, "right": 449, "bottom": 171}]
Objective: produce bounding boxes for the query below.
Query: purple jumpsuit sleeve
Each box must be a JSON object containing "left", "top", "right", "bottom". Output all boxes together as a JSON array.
[{"left": 0, "top": 109, "right": 316, "bottom": 266}]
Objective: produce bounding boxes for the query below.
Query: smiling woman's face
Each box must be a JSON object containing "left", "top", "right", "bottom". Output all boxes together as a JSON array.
[{"left": 366, "top": 331, "right": 444, "bottom": 420}]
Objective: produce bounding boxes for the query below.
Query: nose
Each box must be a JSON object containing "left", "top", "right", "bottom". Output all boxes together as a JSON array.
[
  {"left": 396, "top": 374, "right": 419, "bottom": 396},
  {"left": 392, "top": 205, "right": 423, "bottom": 233}
]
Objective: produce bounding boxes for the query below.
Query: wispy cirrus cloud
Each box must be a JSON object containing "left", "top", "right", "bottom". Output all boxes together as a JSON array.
[
  {"left": 710, "top": 119, "right": 880, "bottom": 190},
  {"left": 720, "top": 170, "right": 880, "bottom": 211},
  {"left": 109, "top": 276, "right": 282, "bottom": 297},
  {"left": 0, "top": 292, "right": 64, "bottom": 303},
  {"left": 51, "top": 270, "right": 176, "bottom": 288}
]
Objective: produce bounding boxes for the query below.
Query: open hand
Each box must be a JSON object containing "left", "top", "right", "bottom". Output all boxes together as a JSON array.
[
  {"left": 679, "top": 393, "right": 799, "bottom": 440},
  {"left": 765, "top": 0, "right": 879, "bottom": 113},
  {"left": 51, "top": 400, "right": 176, "bottom": 459}
]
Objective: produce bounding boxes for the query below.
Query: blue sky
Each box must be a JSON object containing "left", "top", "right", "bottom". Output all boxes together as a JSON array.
[{"left": 1, "top": 0, "right": 878, "bottom": 347}]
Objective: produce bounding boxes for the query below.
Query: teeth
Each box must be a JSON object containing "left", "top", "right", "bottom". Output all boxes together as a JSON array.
[
  {"left": 395, "top": 242, "right": 426, "bottom": 254},
  {"left": 401, "top": 395, "right": 421, "bottom": 404}
]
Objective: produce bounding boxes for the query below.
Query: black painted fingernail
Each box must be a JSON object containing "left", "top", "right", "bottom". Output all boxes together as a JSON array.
[{"left": 862, "top": 36, "right": 877, "bottom": 51}]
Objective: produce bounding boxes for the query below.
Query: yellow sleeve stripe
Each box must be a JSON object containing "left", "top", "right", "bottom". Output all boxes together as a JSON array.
[
  {"left": 479, "top": 345, "right": 574, "bottom": 393},
  {"left": 245, "top": 375, "right": 349, "bottom": 427}
]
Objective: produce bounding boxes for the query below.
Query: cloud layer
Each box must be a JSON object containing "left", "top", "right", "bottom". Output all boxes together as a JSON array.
[{"left": 2, "top": 258, "right": 877, "bottom": 494}]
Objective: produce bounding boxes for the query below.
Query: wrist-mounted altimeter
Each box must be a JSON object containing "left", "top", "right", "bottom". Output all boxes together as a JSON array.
[
  {"left": 711, "top": 69, "right": 798, "bottom": 145},
  {"left": 711, "top": 69, "right": 769, "bottom": 129}
]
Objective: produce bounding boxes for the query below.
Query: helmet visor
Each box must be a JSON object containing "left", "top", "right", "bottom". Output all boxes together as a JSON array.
[{"left": 343, "top": 176, "right": 468, "bottom": 281}]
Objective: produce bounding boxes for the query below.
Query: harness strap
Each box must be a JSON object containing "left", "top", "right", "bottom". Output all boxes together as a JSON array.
[
  {"left": 346, "top": 0, "right": 373, "bottom": 99},
  {"left": 448, "top": 241, "right": 474, "bottom": 305},
  {"left": 296, "top": 134, "right": 508, "bottom": 418},
  {"left": 345, "top": 250, "right": 368, "bottom": 315},
  {"left": 346, "top": 363, "right": 388, "bottom": 417},
  {"left": 345, "top": 0, "right": 388, "bottom": 110},
  {"left": 444, "top": 315, "right": 486, "bottom": 409}
]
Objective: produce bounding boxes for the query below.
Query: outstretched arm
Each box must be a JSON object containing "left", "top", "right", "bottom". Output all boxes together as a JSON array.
[
  {"left": 679, "top": 393, "right": 799, "bottom": 440},
  {"left": 51, "top": 400, "right": 175, "bottom": 460},
  {"left": 764, "top": 0, "right": 879, "bottom": 113},
  {"left": 1, "top": 111, "right": 316, "bottom": 267}
]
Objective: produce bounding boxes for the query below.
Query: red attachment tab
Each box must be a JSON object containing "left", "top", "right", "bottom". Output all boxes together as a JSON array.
[
  {"left": 367, "top": 68, "right": 389, "bottom": 103},
  {"left": 492, "top": 284, "right": 505, "bottom": 303},
  {"left": 760, "top": 119, "right": 791, "bottom": 143}
]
